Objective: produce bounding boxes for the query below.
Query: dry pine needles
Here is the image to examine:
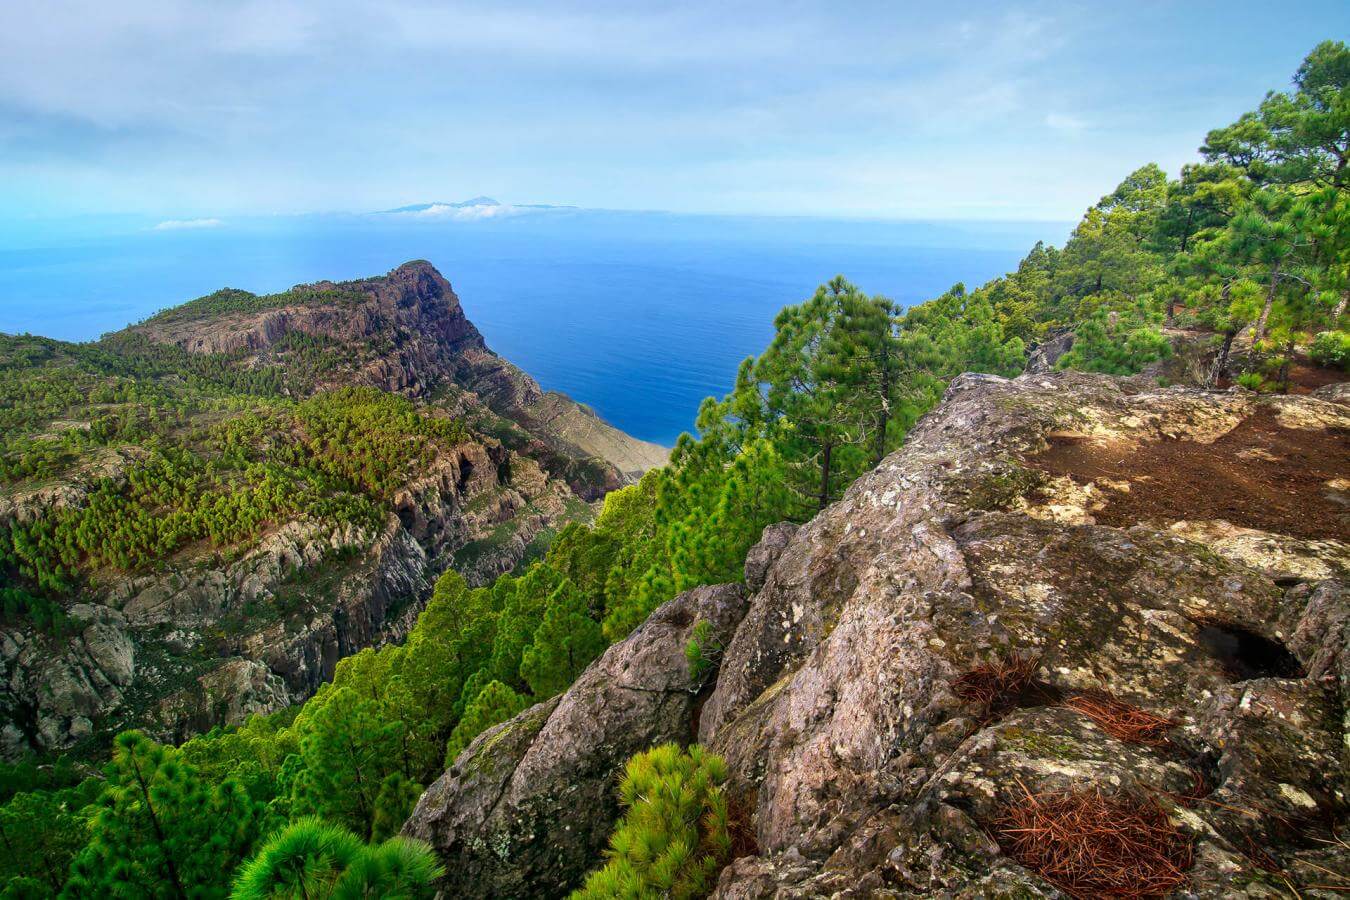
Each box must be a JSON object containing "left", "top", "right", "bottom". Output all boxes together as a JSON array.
[{"left": 992, "top": 783, "right": 1193, "bottom": 899}]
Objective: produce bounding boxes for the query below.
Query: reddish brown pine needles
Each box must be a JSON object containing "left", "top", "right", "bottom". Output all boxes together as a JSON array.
[
  {"left": 953, "top": 653, "right": 1041, "bottom": 719},
  {"left": 992, "top": 785, "right": 1193, "bottom": 900},
  {"left": 1063, "top": 691, "right": 1176, "bottom": 746}
]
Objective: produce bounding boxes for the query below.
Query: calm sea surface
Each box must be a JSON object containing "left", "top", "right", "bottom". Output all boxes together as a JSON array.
[{"left": 0, "top": 210, "right": 1070, "bottom": 445}]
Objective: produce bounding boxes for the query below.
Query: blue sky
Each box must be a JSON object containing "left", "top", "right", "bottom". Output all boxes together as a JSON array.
[{"left": 1, "top": 1, "right": 1344, "bottom": 222}]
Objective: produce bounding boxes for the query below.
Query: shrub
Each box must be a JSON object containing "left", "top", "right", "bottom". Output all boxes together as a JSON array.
[
  {"left": 684, "top": 620, "right": 722, "bottom": 689},
  {"left": 571, "top": 744, "right": 731, "bottom": 899},
  {"left": 230, "top": 816, "right": 442, "bottom": 899},
  {"left": 1308, "top": 330, "right": 1350, "bottom": 370}
]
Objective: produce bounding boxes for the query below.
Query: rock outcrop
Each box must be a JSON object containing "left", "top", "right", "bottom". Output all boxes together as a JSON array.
[
  {"left": 405, "top": 582, "right": 748, "bottom": 898},
  {"left": 408, "top": 371, "right": 1349, "bottom": 898}
]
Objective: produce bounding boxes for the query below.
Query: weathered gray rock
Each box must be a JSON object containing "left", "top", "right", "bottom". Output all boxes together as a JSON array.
[
  {"left": 697, "top": 372, "right": 1349, "bottom": 897},
  {"left": 1313, "top": 381, "right": 1350, "bottom": 405},
  {"left": 404, "top": 581, "right": 749, "bottom": 898},
  {"left": 1024, "top": 330, "right": 1074, "bottom": 374},
  {"left": 743, "top": 522, "right": 797, "bottom": 593}
]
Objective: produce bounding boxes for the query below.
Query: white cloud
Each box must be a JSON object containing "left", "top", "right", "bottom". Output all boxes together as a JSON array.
[
  {"left": 1045, "top": 112, "right": 1087, "bottom": 134},
  {"left": 152, "top": 217, "right": 223, "bottom": 230},
  {"left": 394, "top": 203, "right": 520, "bottom": 221}
]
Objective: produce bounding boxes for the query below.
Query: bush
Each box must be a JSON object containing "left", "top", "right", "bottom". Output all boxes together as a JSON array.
[
  {"left": 230, "top": 816, "right": 442, "bottom": 899},
  {"left": 1309, "top": 330, "right": 1350, "bottom": 370},
  {"left": 571, "top": 744, "right": 731, "bottom": 899},
  {"left": 684, "top": 620, "right": 722, "bottom": 689}
]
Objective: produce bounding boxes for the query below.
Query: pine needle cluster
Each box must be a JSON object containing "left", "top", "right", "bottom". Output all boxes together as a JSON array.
[{"left": 572, "top": 744, "right": 732, "bottom": 899}]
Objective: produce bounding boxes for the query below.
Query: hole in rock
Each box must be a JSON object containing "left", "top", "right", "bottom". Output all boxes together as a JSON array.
[{"left": 1196, "top": 622, "right": 1304, "bottom": 681}]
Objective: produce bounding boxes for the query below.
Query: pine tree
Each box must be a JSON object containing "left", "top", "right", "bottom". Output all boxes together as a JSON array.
[
  {"left": 571, "top": 744, "right": 731, "bottom": 900},
  {"left": 284, "top": 686, "right": 405, "bottom": 840},
  {"left": 443, "top": 680, "right": 529, "bottom": 767},
  {"left": 520, "top": 579, "right": 606, "bottom": 698},
  {"left": 62, "top": 731, "right": 260, "bottom": 899},
  {"left": 230, "top": 816, "right": 442, "bottom": 900}
]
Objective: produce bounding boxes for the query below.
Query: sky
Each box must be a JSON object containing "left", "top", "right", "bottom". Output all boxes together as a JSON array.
[{"left": 0, "top": 1, "right": 1344, "bottom": 222}]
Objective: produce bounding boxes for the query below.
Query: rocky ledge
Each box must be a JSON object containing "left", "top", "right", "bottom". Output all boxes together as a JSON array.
[{"left": 406, "top": 371, "right": 1348, "bottom": 898}]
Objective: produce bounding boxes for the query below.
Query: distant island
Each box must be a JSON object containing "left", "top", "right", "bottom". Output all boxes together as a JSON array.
[
  {"left": 0, "top": 36, "right": 1345, "bottom": 900},
  {"left": 381, "top": 196, "right": 578, "bottom": 216}
]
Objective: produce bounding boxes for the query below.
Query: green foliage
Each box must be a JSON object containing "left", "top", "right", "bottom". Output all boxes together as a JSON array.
[
  {"left": 1054, "top": 305, "right": 1172, "bottom": 375},
  {"left": 684, "top": 620, "right": 721, "bottom": 688},
  {"left": 571, "top": 744, "right": 730, "bottom": 900},
  {"left": 444, "top": 680, "right": 528, "bottom": 767},
  {"left": 0, "top": 385, "right": 465, "bottom": 600},
  {"left": 0, "top": 586, "right": 70, "bottom": 636},
  {"left": 1309, "top": 330, "right": 1350, "bottom": 368},
  {"left": 521, "top": 578, "right": 607, "bottom": 697},
  {"left": 62, "top": 731, "right": 261, "bottom": 899},
  {"left": 0, "top": 783, "right": 100, "bottom": 894},
  {"left": 143, "top": 286, "right": 367, "bottom": 328},
  {"left": 229, "top": 817, "right": 441, "bottom": 900}
]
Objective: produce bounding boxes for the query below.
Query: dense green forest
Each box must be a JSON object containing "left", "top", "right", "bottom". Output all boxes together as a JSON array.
[{"left": 0, "top": 40, "right": 1344, "bottom": 899}]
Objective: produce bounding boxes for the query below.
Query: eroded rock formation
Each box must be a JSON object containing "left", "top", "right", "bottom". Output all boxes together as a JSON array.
[{"left": 408, "top": 371, "right": 1349, "bottom": 898}]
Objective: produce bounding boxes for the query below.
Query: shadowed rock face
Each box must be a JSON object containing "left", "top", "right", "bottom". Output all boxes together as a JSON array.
[{"left": 407, "top": 371, "right": 1349, "bottom": 898}]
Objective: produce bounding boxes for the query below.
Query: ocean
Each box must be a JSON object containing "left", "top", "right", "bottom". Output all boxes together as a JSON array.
[{"left": 0, "top": 209, "right": 1070, "bottom": 446}]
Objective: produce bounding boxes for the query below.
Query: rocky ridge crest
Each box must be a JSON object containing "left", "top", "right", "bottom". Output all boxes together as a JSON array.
[{"left": 406, "top": 371, "right": 1349, "bottom": 898}]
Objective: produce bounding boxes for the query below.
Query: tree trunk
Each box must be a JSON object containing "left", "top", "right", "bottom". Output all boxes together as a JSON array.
[
  {"left": 130, "top": 753, "right": 190, "bottom": 900},
  {"left": 817, "top": 442, "right": 833, "bottom": 511},
  {"left": 1334, "top": 289, "right": 1347, "bottom": 322},
  {"left": 1207, "top": 328, "right": 1237, "bottom": 389},
  {"left": 1251, "top": 262, "right": 1281, "bottom": 344},
  {"left": 1276, "top": 338, "right": 1296, "bottom": 393},
  {"left": 873, "top": 349, "right": 893, "bottom": 466},
  {"left": 1166, "top": 295, "right": 1176, "bottom": 323}
]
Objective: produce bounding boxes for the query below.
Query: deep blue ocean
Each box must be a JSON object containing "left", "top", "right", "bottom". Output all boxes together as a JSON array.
[{"left": 0, "top": 210, "right": 1070, "bottom": 446}]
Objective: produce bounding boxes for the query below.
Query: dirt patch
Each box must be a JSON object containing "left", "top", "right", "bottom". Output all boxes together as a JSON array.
[
  {"left": 1028, "top": 411, "right": 1349, "bottom": 541},
  {"left": 1285, "top": 360, "right": 1345, "bottom": 395}
]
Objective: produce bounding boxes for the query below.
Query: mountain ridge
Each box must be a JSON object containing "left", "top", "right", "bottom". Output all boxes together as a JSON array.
[
  {"left": 0, "top": 260, "right": 665, "bottom": 759},
  {"left": 129, "top": 260, "right": 669, "bottom": 487}
]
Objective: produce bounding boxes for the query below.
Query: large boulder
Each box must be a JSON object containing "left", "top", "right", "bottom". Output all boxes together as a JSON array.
[
  {"left": 700, "top": 372, "right": 1348, "bottom": 897},
  {"left": 404, "top": 581, "right": 750, "bottom": 898}
]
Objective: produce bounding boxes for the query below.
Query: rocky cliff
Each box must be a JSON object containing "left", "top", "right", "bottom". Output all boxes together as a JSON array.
[
  {"left": 1, "top": 261, "right": 668, "bottom": 759},
  {"left": 406, "top": 371, "right": 1349, "bottom": 898},
  {"left": 133, "top": 261, "right": 668, "bottom": 485},
  {"left": 1, "top": 440, "right": 577, "bottom": 757}
]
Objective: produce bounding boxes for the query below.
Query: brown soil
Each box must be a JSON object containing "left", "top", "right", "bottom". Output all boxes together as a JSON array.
[
  {"left": 1285, "top": 360, "right": 1345, "bottom": 395},
  {"left": 1029, "top": 411, "right": 1349, "bottom": 541}
]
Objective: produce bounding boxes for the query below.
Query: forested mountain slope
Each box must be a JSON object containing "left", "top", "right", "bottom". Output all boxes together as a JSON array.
[
  {"left": 0, "top": 262, "right": 665, "bottom": 760},
  {"left": 0, "top": 38, "right": 1345, "bottom": 900}
]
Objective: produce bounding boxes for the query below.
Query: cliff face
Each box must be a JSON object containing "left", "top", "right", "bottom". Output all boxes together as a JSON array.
[
  {"left": 1, "top": 261, "right": 668, "bottom": 759},
  {"left": 406, "top": 372, "right": 1349, "bottom": 898},
  {"left": 133, "top": 261, "right": 668, "bottom": 484},
  {"left": 1, "top": 441, "right": 575, "bottom": 757}
]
